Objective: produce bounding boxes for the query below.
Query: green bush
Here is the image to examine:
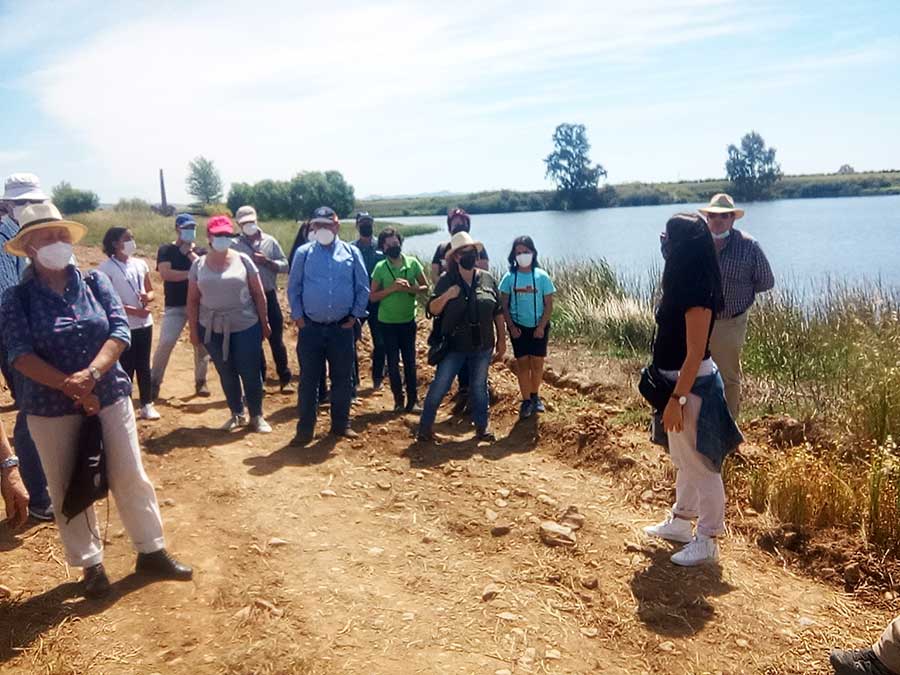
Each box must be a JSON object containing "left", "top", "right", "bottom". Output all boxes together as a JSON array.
[
  {"left": 52, "top": 181, "right": 100, "bottom": 214},
  {"left": 114, "top": 197, "right": 152, "bottom": 212},
  {"left": 226, "top": 170, "right": 356, "bottom": 220}
]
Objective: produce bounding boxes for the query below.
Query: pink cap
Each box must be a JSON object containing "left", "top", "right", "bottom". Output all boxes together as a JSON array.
[{"left": 207, "top": 215, "right": 235, "bottom": 236}]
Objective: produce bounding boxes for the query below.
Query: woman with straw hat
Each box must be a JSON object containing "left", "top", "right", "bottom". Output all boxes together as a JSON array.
[
  {"left": 0, "top": 203, "right": 192, "bottom": 598},
  {"left": 417, "top": 231, "right": 506, "bottom": 442}
]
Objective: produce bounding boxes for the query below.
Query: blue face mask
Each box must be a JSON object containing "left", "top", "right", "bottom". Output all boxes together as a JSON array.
[{"left": 179, "top": 228, "right": 196, "bottom": 243}]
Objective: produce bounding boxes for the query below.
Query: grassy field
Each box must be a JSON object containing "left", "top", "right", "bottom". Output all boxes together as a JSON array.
[
  {"left": 356, "top": 170, "right": 900, "bottom": 216},
  {"left": 548, "top": 259, "right": 900, "bottom": 552},
  {"left": 71, "top": 209, "right": 438, "bottom": 257}
]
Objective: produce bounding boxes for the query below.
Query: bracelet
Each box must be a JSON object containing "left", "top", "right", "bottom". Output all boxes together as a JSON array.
[{"left": 0, "top": 456, "right": 20, "bottom": 472}]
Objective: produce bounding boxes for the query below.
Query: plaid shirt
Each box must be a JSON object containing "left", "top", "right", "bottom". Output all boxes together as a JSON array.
[{"left": 716, "top": 228, "right": 774, "bottom": 319}]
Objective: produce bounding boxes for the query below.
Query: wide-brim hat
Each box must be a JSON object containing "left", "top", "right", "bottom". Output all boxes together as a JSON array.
[
  {"left": 4, "top": 203, "right": 86, "bottom": 256},
  {"left": 699, "top": 193, "right": 744, "bottom": 219},
  {"left": 444, "top": 231, "right": 484, "bottom": 260},
  {"left": 3, "top": 173, "right": 49, "bottom": 202}
]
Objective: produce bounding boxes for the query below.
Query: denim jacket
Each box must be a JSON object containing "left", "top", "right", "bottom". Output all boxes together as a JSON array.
[{"left": 691, "top": 371, "right": 743, "bottom": 471}]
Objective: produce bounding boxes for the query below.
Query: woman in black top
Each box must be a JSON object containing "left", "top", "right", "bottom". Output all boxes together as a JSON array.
[
  {"left": 417, "top": 232, "right": 506, "bottom": 442},
  {"left": 643, "top": 213, "right": 741, "bottom": 567}
]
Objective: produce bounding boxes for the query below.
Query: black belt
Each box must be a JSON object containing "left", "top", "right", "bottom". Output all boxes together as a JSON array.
[{"left": 306, "top": 315, "right": 352, "bottom": 327}]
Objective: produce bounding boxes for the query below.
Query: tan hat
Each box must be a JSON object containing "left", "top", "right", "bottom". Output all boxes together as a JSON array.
[
  {"left": 4, "top": 203, "right": 87, "bottom": 256},
  {"left": 235, "top": 205, "right": 257, "bottom": 225},
  {"left": 444, "top": 231, "right": 484, "bottom": 260},
  {"left": 699, "top": 193, "right": 744, "bottom": 219}
]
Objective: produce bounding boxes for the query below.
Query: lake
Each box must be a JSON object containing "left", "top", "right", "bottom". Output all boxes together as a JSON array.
[{"left": 393, "top": 195, "right": 900, "bottom": 289}]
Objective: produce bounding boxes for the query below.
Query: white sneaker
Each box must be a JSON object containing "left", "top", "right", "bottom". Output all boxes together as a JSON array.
[
  {"left": 251, "top": 416, "right": 272, "bottom": 433},
  {"left": 671, "top": 534, "right": 720, "bottom": 567},
  {"left": 643, "top": 513, "right": 694, "bottom": 543},
  {"left": 139, "top": 403, "right": 161, "bottom": 420},
  {"left": 221, "top": 414, "right": 248, "bottom": 431}
]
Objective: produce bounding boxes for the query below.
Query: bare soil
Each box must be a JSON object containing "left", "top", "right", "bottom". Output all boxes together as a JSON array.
[{"left": 0, "top": 247, "right": 895, "bottom": 674}]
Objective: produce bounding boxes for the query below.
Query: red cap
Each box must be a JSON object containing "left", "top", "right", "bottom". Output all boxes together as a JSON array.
[{"left": 207, "top": 216, "right": 235, "bottom": 236}]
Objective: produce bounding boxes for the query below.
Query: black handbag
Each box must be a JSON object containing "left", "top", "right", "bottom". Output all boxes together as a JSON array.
[
  {"left": 638, "top": 363, "right": 675, "bottom": 412},
  {"left": 62, "top": 414, "right": 109, "bottom": 523},
  {"left": 426, "top": 318, "right": 451, "bottom": 365}
]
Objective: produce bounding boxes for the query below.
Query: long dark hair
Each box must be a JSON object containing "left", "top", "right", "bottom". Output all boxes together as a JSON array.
[
  {"left": 660, "top": 213, "right": 724, "bottom": 314},
  {"left": 288, "top": 220, "right": 312, "bottom": 270},
  {"left": 506, "top": 235, "right": 540, "bottom": 271},
  {"left": 102, "top": 227, "right": 128, "bottom": 256}
]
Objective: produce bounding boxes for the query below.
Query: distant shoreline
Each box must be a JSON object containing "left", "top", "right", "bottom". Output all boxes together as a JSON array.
[{"left": 356, "top": 170, "right": 900, "bottom": 218}]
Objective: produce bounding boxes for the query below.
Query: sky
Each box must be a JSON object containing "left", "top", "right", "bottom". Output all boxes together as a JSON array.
[{"left": 1, "top": 0, "right": 899, "bottom": 204}]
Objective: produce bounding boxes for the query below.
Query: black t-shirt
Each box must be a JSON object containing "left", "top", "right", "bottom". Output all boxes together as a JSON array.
[
  {"left": 431, "top": 271, "right": 501, "bottom": 353},
  {"left": 652, "top": 279, "right": 716, "bottom": 371},
  {"left": 432, "top": 241, "right": 490, "bottom": 273},
  {"left": 156, "top": 243, "right": 196, "bottom": 307}
]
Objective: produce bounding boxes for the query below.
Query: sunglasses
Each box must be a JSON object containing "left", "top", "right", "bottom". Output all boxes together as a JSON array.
[{"left": 707, "top": 212, "right": 734, "bottom": 220}]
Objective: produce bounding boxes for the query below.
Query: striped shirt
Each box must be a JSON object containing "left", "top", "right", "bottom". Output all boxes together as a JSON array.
[
  {"left": 0, "top": 216, "right": 25, "bottom": 303},
  {"left": 716, "top": 228, "right": 775, "bottom": 319}
]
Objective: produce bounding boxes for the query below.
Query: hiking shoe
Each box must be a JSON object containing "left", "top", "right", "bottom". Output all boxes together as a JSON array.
[
  {"left": 532, "top": 394, "right": 546, "bottom": 413},
  {"left": 83, "top": 563, "right": 111, "bottom": 598},
  {"left": 475, "top": 428, "right": 496, "bottom": 443},
  {"left": 404, "top": 400, "right": 422, "bottom": 414},
  {"left": 140, "top": 403, "right": 161, "bottom": 420},
  {"left": 280, "top": 382, "right": 295, "bottom": 394},
  {"left": 643, "top": 513, "right": 694, "bottom": 544},
  {"left": 251, "top": 416, "right": 272, "bottom": 433},
  {"left": 136, "top": 549, "right": 193, "bottom": 580},
  {"left": 331, "top": 428, "right": 359, "bottom": 439},
  {"left": 393, "top": 400, "right": 406, "bottom": 413},
  {"left": 671, "top": 534, "right": 720, "bottom": 567},
  {"left": 519, "top": 399, "right": 534, "bottom": 420},
  {"left": 290, "top": 430, "right": 314, "bottom": 447},
  {"left": 830, "top": 648, "right": 893, "bottom": 675},
  {"left": 195, "top": 381, "right": 210, "bottom": 397},
  {"left": 28, "top": 504, "right": 54, "bottom": 522},
  {"left": 416, "top": 428, "right": 435, "bottom": 443},
  {"left": 221, "top": 414, "right": 248, "bottom": 431}
]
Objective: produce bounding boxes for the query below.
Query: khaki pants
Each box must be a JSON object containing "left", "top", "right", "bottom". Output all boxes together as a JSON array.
[
  {"left": 708, "top": 311, "right": 749, "bottom": 420},
  {"left": 874, "top": 616, "right": 900, "bottom": 673}
]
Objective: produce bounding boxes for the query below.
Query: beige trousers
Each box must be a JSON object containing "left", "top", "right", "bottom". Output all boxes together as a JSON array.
[
  {"left": 27, "top": 397, "right": 165, "bottom": 568},
  {"left": 874, "top": 616, "right": 900, "bottom": 673},
  {"left": 708, "top": 311, "right": 749, "bottom": 419}
]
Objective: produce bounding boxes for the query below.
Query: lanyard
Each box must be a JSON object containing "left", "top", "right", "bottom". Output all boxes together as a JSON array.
[
  {"left": 385, "top": 258, "right": 408, "bottom": 281},
  {"left": 512, "top": 268, "right": 538, "bottom": 324}
]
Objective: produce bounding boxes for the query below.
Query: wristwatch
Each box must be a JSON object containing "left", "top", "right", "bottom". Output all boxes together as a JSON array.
[
  {"left": 0, "top": 456, "right": 20, "bottom": 472},
  {"left": 671, "top": 393, "right": 688, "bottom": 406},
  {"left": 89, "top": 366, "right": 102, "bottom": 382}
]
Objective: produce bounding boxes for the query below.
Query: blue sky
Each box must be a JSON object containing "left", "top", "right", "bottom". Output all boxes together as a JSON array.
[{"left": 1, "top": 0, "right": 898, "bottom": 203}]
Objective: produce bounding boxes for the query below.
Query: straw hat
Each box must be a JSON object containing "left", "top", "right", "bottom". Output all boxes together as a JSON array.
[
  {"left": 5, "top": 203, "right": 87, "bottom": 256},
  {"left": 444, "top": 231, "right": 484, "bottom": 260},
  {"left": 698, "top": 193, "right": 744, "bottom": 219}
]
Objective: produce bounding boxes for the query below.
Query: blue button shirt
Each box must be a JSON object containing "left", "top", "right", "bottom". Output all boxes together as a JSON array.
[
  {"left": 287, "top": 238, "right": 370, "bottom": 323},
  {"left": 0, "top": 216, "right": 24, "bottom": 302},
  {"left": 0, "top": 266, "right": 133, "bottom": 416}
]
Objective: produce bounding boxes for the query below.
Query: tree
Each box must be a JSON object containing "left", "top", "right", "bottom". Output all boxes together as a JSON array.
[
  {"left": 837, "top": 164, "right": 856, "bottom": 175},
  {"left": 725, "top": 131, "right": 783, "bottom": 201},
  {"left": 186, "top": 156, "right": 223, "bottom": 204},
  {"left": 51, "top": 181, "right": 100, "bottom": 214},
  {"left": 544, "top": 123, "right": 607, "bottom": 210},
  {"left": 225, "top": 170, "right": 356, "bottom": 220}
]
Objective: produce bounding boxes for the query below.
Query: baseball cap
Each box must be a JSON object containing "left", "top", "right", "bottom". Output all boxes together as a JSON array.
[
  {"left": 175, "top": 213, "right": 197, "bottom": 228},
  {"left": 235, "top": 205, "right": 257, "bottom": 225},
  {"left": 355, "top": 211, "right": 374, "bottom": 225},
  {"left": 207, "top": 216, "right": 235, "bottom": 236},
  {"left": 3, "top": 173, "right": 48, "bottom": 202},
  {"left": 311, "top": 206, "right": 337, "bottom": 224}
]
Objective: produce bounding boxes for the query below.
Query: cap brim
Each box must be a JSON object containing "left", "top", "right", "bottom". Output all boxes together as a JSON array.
[
  {"left": 236, "top": 216, "right": 256, "bottom": 225},
  {"left": 4, "top": 220, "right": 87, "bottom": 256},
  {"left": 310, "top": 217, "right": 336, "bottom": 225},
  {"left": 2, "top": 187, "right": 49, "bottom": 201}
]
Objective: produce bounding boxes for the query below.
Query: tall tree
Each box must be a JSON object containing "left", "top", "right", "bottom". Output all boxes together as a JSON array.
[
  {"left": 725, "top": 131, "right": 783, "bottom": 201},
  {"left": 544, "top": 123, "right": 607, "bottom": 210},
  {"left": 186, "top": 156, "right": 223, "bottom": 204}
]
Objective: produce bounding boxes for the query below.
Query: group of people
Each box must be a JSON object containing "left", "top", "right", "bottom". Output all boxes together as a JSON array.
[{"left": 0, "top": 173, "right": 893, "bottom": 674}]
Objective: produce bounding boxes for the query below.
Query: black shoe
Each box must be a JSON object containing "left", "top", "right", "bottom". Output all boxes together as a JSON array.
[
  {"left": 405, "top": 400, "right": 422, "bottom": 414},
  {"left": 330, "top": 428, "right": 359, "bottom": 439},
  {"left": 830, "top": 648, "right": 892, "bottom": 674},
  {"left": 519, "top": 399, "right": 534, "bottom": 420},
  {"left": 290, "top": 430, "right": 314, "bottom": 447},
  {"left": 416, "top": 428, "right": 434, "bottom": 443},
  {"left": 280, "top": 381, "right": 295, "bottom": 394},
  {"left": 393, "top": 395, "right": 405, "bottom": 412},
  {"left": 135, "top": 549, "right": 193, "bottom": 580},
  {"left": 372, "top": 380, "right": 384, "bottom": 392},
  {"left": 195, "top": 381, "right": 210, "bottom": 397},
  {"left": 83, "top": 563, "right": 111, "bottom": 598},
  {"left": 475, "top": 428, "right": 496, "bottom": 442}
]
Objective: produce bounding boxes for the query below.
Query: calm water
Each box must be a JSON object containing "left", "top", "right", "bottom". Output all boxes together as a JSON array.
[{"left": 394, "top": 195, "right": 900, "bottom": 288}]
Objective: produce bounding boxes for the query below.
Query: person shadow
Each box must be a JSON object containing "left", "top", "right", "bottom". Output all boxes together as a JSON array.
[
  {"left": 402, "top": 416, "right": 539, "bottom": 469},
  {"left": 0, "top": 574, "right": 153, "bottom": 663},
  {"left": 243, "top": 435, "right": 339, "bottom": 476},
  {"left": 629, "top": 544, "right": 735, "bottom": 637}
]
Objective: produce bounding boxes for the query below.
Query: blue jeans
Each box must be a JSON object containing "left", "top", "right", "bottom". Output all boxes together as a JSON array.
[
  {"left": 15, "top": 409, "right": 51, "bottom": 511},
  {"left": 297, "top": 321, "right": 355, "bottom": 434},
  {"left": 419, "top": 349, "right": 492, "bottom": 432},
  {"left": 202, "top": 322, "right": 264, "bottom": 417}
]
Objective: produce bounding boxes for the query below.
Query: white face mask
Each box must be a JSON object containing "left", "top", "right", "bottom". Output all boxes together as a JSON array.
[
  {"left": 211, "top": 236, "right": 232, "bottom": 252},
  {"left": 35, "top": 241, "right": 73, "bottom": 270},
  {"left": 12, "top": 205, "right": 27, "bottom": 223},
  {"left": 242, "top": 223, "right": 260, "bottom": 236},
  {"left": 711, "top": 229, "right": 731, "bottom": 240},
  {"left": 307, "top": 231, "right": 316, "bottom": 242},
  {"left": 515, "top": 252, "right": 534, "bottom": 268},
  {"left": 315, "top": 228, "right": 336, "bottom": 246},
  {"left": 179, "top": 228, "right": 196, "bottom": 243},
  {"left": 122, "top": 239, "right": 137, "bottom": 256}
]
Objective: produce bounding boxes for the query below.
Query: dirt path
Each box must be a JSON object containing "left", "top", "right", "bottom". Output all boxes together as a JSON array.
[{"left": 0, "top": 253, "right": 894, "bottom": 674}]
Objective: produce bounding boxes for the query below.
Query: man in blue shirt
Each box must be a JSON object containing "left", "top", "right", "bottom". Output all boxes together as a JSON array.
[
  {"left": 288, "top": 206, "right": 369, "bottom": 445},
  {"left": 0, "top": 173, "right": 53, "bottom": 521}
]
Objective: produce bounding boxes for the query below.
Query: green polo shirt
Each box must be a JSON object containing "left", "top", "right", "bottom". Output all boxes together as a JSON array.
[{"left": 371, "top": 255, "right": 424, "bottom": 324}]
